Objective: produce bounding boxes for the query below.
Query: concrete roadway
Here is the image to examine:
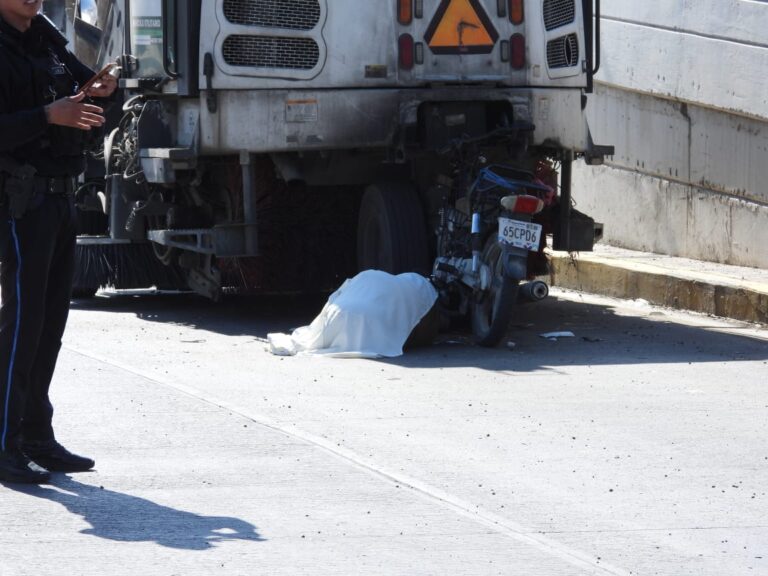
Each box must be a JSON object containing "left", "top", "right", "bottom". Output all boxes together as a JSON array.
[{"left": 1, "top": 289, "right": 767, "bottom": 576}]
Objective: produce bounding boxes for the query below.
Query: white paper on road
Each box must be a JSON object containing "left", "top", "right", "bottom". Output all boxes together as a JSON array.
[
  {"left": 539, "top": 331, "right": 576, "bottom": 340},
  {"left": 268, "top": 270, "right": 438, "bottom": 358}
]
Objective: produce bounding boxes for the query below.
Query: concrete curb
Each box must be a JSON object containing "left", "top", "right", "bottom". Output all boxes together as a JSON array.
[{"left": 549, "top": 251, "right": 768, "bottom": 325}]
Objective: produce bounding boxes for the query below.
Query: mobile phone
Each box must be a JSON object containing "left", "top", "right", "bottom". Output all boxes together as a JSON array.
[{"left": 79, "top": 63, "right": 118, "bottom": 94}]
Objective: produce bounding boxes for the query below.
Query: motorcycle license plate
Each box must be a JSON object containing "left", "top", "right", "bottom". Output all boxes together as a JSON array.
[{"left": 498, "top": 218, "right": 543, "bottom": 251}]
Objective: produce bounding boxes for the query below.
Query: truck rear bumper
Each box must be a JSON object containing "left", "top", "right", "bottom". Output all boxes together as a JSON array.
[{"left": 198, "top": 87, "right": 590, "bottom": 155}]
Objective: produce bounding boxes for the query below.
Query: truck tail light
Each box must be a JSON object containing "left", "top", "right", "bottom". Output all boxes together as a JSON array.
[
  {"left": 501, "top": 195, "right": 544, "bottom": 214},
  {"left": 509, "top": 0, "right": 524, "bottom": 24},
  {"left": 399, "top": 34, "right": 415, "bottom": 69},
  {"left": 511, "top": 33, "right": 526, "bottom": 69},
  {"left": 398, "top": 0, "right": 413, "bottom": 25}
]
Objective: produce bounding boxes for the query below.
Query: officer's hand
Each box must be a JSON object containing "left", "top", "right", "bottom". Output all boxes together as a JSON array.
[
  {"left": 86, "top": 74, "right": 118, "bottom": 99},
  {"left": 44, "top": 92, "right": 105, "bottom": 131}
]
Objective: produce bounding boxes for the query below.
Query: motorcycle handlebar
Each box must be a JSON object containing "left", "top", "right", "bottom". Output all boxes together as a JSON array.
[{"left": 438, "top": 122, "right": 536, "bottom": 156}]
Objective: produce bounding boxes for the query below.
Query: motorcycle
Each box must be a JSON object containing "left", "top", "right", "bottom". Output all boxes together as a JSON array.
[{"left": 432, "top": 134, "right": 555, "bottom": 347}]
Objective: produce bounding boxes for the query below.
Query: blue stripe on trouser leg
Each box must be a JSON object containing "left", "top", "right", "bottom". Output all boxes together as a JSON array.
[{"left": 1, "top": 219, "right": 22, "bottom": 452}]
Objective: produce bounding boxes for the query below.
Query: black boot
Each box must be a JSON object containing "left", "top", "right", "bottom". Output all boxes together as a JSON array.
[
  {"left": 22, "top": 440, "right": 95, "bottom": 473},
  {"left": 0, "top": 449, "right": 51, "bottom": 484}
]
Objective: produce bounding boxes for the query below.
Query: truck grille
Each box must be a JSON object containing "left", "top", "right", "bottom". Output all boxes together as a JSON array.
[
  {"left": 543, "top": 0, "right": 575, "bottom": 31},
  {"left": 222, "top": 0, "right": 321, "bottom": 31},
  {"left": 546, "top": 33, "right": 579, "bottom": 68},
  {"left": 222, "top": 35, "right": 320, "bottom": 69}
]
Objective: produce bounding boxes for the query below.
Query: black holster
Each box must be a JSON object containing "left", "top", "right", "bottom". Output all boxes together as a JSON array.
[
  {"left": 3, "top": 176, "right": 37, "bottom": 219},
  {"left": 0, "top": 162, "right": 38, "bottom": 219}
]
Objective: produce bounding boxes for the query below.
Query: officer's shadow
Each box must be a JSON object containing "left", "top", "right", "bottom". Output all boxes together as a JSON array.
[{"left": 15, "top": 475, "right": 265, "bottom": 549}]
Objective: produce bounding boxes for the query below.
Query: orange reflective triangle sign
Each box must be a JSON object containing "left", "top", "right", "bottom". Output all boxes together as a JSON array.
[{"left": 425, "top": 0, "right": 499, "bottom": 54}]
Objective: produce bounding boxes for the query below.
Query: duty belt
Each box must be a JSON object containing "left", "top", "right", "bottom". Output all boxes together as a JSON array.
[{"left": 33, "top": 176, "right": 75, "bottom": 196}]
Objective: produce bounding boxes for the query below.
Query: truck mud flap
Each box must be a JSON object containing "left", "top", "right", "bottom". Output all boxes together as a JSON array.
[{"left": 552, "top": 207, "right": 603, "bottom": 252}]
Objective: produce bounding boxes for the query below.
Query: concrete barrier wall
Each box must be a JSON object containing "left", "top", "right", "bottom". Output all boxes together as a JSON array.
[{"left": 573, "top": 0, "right": 768, "bottom": 268}]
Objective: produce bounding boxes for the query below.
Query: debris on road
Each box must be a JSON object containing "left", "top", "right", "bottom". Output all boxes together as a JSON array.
[{"left": 539, "top": 331, "right": 576, "bottom": 341}]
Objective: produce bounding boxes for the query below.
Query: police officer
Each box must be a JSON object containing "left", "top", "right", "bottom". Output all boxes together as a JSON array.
[{"left": 0, "top": 0, "right": 117, "bottom": 483}]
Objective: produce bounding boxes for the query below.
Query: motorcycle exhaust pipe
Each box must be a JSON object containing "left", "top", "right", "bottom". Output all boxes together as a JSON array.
[{"left": 518, "top": 280, "right": 549, "bottom": 303}]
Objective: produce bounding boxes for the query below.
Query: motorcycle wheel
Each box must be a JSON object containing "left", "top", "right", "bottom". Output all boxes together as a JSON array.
[{"left": 470, "top": 237, "right": 520, "bottom": 347}]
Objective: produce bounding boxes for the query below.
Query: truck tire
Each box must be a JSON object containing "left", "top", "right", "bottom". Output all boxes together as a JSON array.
[{"left": 357, "top": 182, "right": 430, "bottom": 275}]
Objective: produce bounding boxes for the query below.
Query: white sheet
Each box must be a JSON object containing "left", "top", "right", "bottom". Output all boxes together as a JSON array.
[{"left": 267, "top": 270, "right": 438, "bottom": 358}]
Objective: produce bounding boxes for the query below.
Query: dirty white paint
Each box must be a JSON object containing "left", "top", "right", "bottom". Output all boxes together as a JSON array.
[{"left": 574, "top": 0, "right": 768, "bottom": 268}]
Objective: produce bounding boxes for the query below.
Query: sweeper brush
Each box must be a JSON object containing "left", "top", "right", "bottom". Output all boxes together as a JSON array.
[{"left": 73, "top": 241, "right": 188, "bottom": 297}]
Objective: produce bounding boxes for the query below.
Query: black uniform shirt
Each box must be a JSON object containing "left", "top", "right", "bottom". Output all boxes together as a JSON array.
[{"left": 0, "top": 15, "right": 95, "bottom": 177}]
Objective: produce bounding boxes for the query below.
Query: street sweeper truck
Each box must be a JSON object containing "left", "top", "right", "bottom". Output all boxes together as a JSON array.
[{"left": 56, "top": 0, "right": 611, "bottom": 302}]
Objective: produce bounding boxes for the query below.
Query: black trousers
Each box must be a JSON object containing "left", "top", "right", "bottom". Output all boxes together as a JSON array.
[{"left": 0, "top": 193, "right": 77, "bottom": 452}]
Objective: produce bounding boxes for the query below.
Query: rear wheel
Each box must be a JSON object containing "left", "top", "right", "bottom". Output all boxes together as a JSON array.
[
  {"left": 358, "top": 181, "right": 436, "bottom": 346},
  {"left": 357, "top": 181, "right": 429, "bottom": 275},
  {"left": 470, "top": 237, "right": 519, "bottom": 347}
]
